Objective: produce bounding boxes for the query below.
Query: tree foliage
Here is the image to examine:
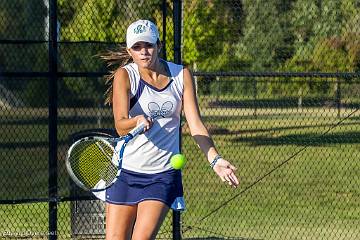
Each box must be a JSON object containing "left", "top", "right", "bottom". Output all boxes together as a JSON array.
[
  {"left": 58, "top": 0, "right": 166, "bottom": 105},
  {"left": 183, "top": 0, "right": 244, "bottom": 71},
  {"left": 239, "top": 0, "right": 293, "bottom": 71},
  {"left": 0, "top": 0, "right": 48, "bottom": 107},
  {"left": 1, "top": 0, "right": 358, "bottom": 106}
]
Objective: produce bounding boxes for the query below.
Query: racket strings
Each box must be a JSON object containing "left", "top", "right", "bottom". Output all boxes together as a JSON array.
[
  {"left": 68, "top": 139, "right": 117, "bottom": 190},
  {"left": 95, "top": 141, "right": 118, "bottom": 183}
]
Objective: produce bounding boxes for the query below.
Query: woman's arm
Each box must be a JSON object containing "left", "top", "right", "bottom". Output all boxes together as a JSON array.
[
  {"left": 182, "top": 67, "right": 239, "bottom": 187},
  {"left": 112, "top": 68, "right": 151, "bottom": 136}
]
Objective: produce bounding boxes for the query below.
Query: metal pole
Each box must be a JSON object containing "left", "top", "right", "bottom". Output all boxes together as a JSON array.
[
  {"left": 48, "top": 0, "right": 58, "bottom": 239},
  {"left": 336, "top": 78, "right": 341, "bottom": 118},
  {"left": 173, "top": 0, "right": 182, "bottom": 64},
  {"left": 173, "top": 1, "right": 182, "bottom": 239},
  {"left": 162, "top": 0, "right": 167, "bottom": 60},
  {"left": 253, "top": 78, "right": 257, "bottom": 118}
]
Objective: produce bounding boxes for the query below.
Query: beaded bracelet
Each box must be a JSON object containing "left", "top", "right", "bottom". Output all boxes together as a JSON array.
[{"left": 210, "top": 154, "right": 222, "bottom": 168}]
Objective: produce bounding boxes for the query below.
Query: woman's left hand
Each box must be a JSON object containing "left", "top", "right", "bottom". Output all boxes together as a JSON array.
[{"left": 213, "top": 158, "right": 239, "bottom": 188}]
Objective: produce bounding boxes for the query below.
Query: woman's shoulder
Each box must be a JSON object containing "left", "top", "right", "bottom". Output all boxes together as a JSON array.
[
  {"left": 163, "top": 60, "right": 183, "bottom": 69},
  {"left": 163, "top": 60, "right": 185, "bottom": 79},
  {"left": 163, "top": 60, "right": 193, "bottom": 75},
  {"left": 122, "top": 62, "right": 138, "bottom": 72},
  {"left": 113, "top": 67, "right": 130, "bottom": 82},
  {"left": 116, "top": 62, "right": 140, "bottom": 81}
]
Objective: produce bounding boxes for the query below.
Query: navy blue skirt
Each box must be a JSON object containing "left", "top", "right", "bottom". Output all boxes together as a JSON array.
[{"left": 105, "top": 168, "right": 185, "bottom": 211}]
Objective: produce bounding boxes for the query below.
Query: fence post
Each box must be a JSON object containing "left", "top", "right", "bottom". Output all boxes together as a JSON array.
[
  {"left": 173, "top": 0, "right": 182, "bottom": 64},
  {"left": 173, "top": 0, "right": 182, "bottom": 239},
  {"left": 336, "top": 78, "right": 341, "bottom": 118},
  {"left": 253, "top": 77, "right": 258, "bottom": 118},
  {"left": 216, "top": 76, "right": 220, "bottom": 102},
  {"left": 162, "top": 0, "right": 167, "bottom": 60},
  {"left": 48, "top": 0, "right": 58, "bottom": 239}
]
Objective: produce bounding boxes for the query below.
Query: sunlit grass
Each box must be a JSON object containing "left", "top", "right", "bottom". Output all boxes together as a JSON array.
[{"left": 1, "top": 107, "right": 359, "bottom": 239}]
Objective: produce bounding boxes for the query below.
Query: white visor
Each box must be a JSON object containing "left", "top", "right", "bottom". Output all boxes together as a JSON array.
[{"left": 126, "top": 20, "right": 159, "bottom": 48}]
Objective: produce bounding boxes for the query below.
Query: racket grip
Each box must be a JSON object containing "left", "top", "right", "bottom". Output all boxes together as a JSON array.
[
  {"left": 129, "top": 122, "right": 147, "bottom": 137},
  {"left": 128, "top": 117, "right": 154, "bottom": 137}
]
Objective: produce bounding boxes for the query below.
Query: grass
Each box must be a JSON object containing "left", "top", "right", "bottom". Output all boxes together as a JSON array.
[
  {"left": 0, "top": 202, "right": 49, "bottom": 238},
  {"left": 179, "top": 109, "right": 360, "bottom": 239},
  {"left": 0, "top": 107, "right": 360, "bottom": 239}
]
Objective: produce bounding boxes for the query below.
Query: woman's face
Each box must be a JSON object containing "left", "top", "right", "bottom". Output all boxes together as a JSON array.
[{"left": 128, "top": 41, "right": 160, "bottom": 69}]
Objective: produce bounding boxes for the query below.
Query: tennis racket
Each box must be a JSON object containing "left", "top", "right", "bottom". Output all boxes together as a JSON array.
[{"left": 65, "top": 122, "right": 147, "bottom": 192}]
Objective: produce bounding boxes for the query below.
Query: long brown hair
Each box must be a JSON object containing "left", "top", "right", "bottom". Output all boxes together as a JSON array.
[{"left": 98, "top": 46, "right": 133, "bottom": 105}]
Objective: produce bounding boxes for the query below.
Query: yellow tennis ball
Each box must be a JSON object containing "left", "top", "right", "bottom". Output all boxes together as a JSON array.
[{"left": 170, "top": 154, "right": 187, "bottom": 170}]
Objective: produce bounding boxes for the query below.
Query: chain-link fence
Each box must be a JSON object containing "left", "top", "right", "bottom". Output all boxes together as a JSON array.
[{"left": 1, "top": 0, "right": 359, "bottom": 239}]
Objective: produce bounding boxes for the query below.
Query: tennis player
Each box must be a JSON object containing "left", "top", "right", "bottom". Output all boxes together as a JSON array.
[{"left": 102, "top": 19, "right": 239, "bottom": 240}]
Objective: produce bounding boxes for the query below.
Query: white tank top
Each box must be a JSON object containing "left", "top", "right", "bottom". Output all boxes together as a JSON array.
[{"left": 114, "top": 60, "right": 184, "bottom": 174}]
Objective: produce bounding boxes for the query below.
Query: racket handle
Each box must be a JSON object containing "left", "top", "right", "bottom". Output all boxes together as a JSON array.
[
  {"left": 128, "top": 117, "right": 154, "bottom": 138},
  {"left": 129, "top": 121, "right": 147, "bottom": 137}
]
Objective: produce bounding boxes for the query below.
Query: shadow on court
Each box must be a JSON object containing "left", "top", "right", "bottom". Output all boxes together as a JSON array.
[
  {"left": 209, "top": 98, "right": 360, "bottom": 109},
  {"left": 232, "top": 131, "right": 360, "bottom": 146},
  {"left": 183, "top": 237, "right": 262, "bottom": 240}
]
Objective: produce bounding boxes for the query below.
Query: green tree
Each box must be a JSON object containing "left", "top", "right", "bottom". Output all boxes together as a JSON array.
[
  {"left": 182, "top": 0, "right": 244, "bottom": 96},
  {"left": 283, "top": 0, "right": 359, "bottom": 106},
  {"left": 285, "top": 0, "right": 355, "bottom": 72},
  {"left": 57, "top": 0, "right": 165, "bottom": 106},
  {"left": 0, "top": 1, "right": 47, "bottom": 107},
  {"left": 283, "top": 0, "right": 319, "bottom": 72},
  {"left": 183, "top": 0, "right": 243, "bottom": 71},
  {"left": 341, "top": 0, "right": 360, "bottom": 72},
  {"left": 239, "top": 0, "right": 290, "bottom": 71},
  {"left": 0, "top": 0, "right": 47, "bottom": 72}
]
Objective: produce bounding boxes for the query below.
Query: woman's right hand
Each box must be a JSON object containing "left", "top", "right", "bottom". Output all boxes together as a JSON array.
[{"left": 135, "top": 115, "right": 153, "bottom": 132}]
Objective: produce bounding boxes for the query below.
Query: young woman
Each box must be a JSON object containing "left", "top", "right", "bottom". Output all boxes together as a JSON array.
[{"left": 101, "top": 19, "right": 239, "bottom": 240}]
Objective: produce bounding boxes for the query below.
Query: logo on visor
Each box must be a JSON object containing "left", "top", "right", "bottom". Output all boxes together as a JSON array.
[{"left": 134, "top": 25, "right": 146, "bottom": 34}]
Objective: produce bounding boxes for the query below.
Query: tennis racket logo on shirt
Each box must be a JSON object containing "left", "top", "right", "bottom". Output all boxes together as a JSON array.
[{"left": 148, "top": 101, "right": 173, "bottom": 119}]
